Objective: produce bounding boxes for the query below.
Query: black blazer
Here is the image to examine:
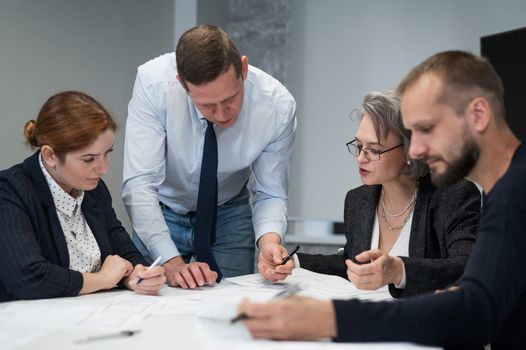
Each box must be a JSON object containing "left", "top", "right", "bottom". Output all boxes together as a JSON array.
[
  {"left": 332, "top": 143, "right": 526, "bottom": 349},
  {"left": 298, "top": 176, "right": 481, "bottom": 298},
  {"left": 0, "top": 152, "right": 147, "bottom": 302}
]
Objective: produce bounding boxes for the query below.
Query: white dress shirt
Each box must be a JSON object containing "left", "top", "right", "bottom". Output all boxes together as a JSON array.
[
  {"left": 123, "top": 53, "right": 297, "bottom": 263},
  {"left": 39, "top": 156, "right": 101, "bottom": 273}
]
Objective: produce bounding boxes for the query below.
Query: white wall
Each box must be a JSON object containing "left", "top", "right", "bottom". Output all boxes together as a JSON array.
[
  {"left": 0, "top": 0, "right": 174, "bottom": 230},
  {"left": 287, "top": 0, "right": 526, "bottom": 222}
]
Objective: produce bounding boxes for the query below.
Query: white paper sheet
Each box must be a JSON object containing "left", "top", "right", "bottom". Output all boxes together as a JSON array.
[{"left": 227, "top": 268, "right": 391, "bottom": 301}]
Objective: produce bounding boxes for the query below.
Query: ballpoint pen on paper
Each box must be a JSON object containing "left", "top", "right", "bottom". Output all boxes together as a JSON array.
[
  {"left": 75, "top": 330, "right": 140, "bottom": 343},
  {"left": 272, "top": 283, "right": 301, "bottom": 299},
  {"left": 230, "top": 283, "right": 301, "bottom": 324},
  {"left": 137, "top": 256, "right": 162, "bottom": 285},
  {"left": 280, "top": 245, "right": 300, "bottom": 265}
]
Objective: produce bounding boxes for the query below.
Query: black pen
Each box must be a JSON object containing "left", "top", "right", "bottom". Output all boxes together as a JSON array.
[
  {"left": 75, "top": 330, "right": 140, "bottom": 343},
  {"left": 280, "top": 245, "right": 300, "bottom": 265},
  {"left": 230, "top": 313, "right": 249, "bottom": 324}
]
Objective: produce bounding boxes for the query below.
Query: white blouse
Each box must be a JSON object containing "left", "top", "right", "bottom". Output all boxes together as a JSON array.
[
  {"left": 370, "top": 210, "right": 413, "bottom": 288},
  {"left": 39, "top": 156, "right": 101, "bottom": 273}
]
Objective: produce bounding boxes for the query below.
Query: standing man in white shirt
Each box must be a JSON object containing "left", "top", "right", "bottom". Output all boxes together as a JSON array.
[{"left": 123, "top": 24, "right": 297, "bottom": 288}]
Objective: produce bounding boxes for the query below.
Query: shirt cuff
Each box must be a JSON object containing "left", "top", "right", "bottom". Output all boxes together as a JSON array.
[
  {"left": 147, "top": 236, "right": 181, "bottom": 264},
  {"left": 254, "top": 223, "right": 285, "bottom": 246},
  {"left": 394, "top": 261, "right": 407, "bottom": 289},
  {"left": 293, "top": 253, "right": 300, "bottom": 269}
]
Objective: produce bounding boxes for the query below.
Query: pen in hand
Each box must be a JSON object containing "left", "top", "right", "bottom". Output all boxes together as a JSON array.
[
  {"left": 230, "top": 284, "right": 301, "bottom": 324},
  {"left": 230, "top": 313, "right": 249, "bottom": 323},
  {"left": 136, "top": 256, "right": 162, "bottom": 285},
  {"left": 280, "top": 245, "right": 300, "bottom": 265}
]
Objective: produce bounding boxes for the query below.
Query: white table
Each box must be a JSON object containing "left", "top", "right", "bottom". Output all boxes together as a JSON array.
[{"left": 0, "top": 269, "right": 439, "bottom": 350}]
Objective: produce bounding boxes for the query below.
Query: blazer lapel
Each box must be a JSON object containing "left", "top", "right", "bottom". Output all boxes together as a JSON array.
[
  {"left": 22, "top": 152, "right": 70, "bottom": 267},
  {"left": 82, "top": 193, "right": 110, "bottom": 259},
  {"left": 409, "top": 176, "right": 434, "bottom": 258},
  {"left": 350, "top": 186, "right": 380, "bottom": 258}
]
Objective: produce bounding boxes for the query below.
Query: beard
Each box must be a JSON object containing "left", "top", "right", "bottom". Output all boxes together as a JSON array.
[{"left": 429, "top": 128, "right": 480, "bottom": 187}]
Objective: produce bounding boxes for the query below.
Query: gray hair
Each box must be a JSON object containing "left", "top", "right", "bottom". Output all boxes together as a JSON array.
[{"left": 356, "top": 90, "right": 428, "bottom": 179}]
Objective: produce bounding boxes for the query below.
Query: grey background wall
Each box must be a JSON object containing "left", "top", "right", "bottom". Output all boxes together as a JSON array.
[
  {"left": 286, "top": 0, "right": 526, "bottom": 222},
  {"left": 197, "top": 0, "right": 526, "bottom": 225},
  {"left": 0, "top": 0, "right": 174, "bottom": 229},
  {"left": 1, "top": 0, "right": 525, "bottom": 233}
]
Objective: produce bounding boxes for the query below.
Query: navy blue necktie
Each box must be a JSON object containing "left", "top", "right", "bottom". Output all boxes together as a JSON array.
[{"left": 194, "top": 121, "right": 223, "bottom": 282}]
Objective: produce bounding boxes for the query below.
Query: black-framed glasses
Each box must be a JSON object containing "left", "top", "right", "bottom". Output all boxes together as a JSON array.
[{"left": 346, "top": 139, "right": 403, "bottom": 161}]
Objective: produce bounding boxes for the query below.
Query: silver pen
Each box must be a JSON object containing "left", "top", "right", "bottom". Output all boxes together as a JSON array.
[{"left": 273, "top": 283, "right": 301, "bottom": 299}]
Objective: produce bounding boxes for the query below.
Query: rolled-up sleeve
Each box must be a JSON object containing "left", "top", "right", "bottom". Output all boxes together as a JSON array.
[
  {"left": 250, "top": 98, "right": 296, "bottom": 241},
  {"left": 122, "top": 70, "right": 180, "bottom": 263}
]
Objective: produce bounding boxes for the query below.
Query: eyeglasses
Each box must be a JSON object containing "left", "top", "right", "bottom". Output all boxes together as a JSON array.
[{"left": 346, "top": 139, "right": 403, "bottom": 161}]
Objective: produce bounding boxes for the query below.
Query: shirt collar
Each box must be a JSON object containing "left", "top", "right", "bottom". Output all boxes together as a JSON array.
[
  {"left": 194, "top": 105, "right": 208, "bottom": 122},
  {"left": 39, "top": 155, "right": 85, "bottom": 217}
]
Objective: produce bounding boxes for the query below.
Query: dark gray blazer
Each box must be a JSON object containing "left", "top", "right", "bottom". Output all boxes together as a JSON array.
[{"left": 298, "top": 175, "right": 481, "bottom": 298}]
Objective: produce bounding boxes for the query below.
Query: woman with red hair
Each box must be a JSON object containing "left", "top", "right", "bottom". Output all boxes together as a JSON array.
[{"left": 0, "top": 91, "right": 166, "bottom": 301}]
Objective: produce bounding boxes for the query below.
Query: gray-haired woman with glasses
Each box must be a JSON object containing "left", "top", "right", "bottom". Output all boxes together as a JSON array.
[{"left": 267, "top": 90, "right": 481, "bottom": 298}]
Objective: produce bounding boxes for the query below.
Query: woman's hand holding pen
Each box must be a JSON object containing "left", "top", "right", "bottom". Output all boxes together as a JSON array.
[
  {"left": 258, "top": 243, "right": 295, "bottom": 282},
  {"left": 124, "top": 262, "right": 166, "bottom": 295},
  {"left": 345, "top": 249, "right": 404, "bottom": 290}
]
